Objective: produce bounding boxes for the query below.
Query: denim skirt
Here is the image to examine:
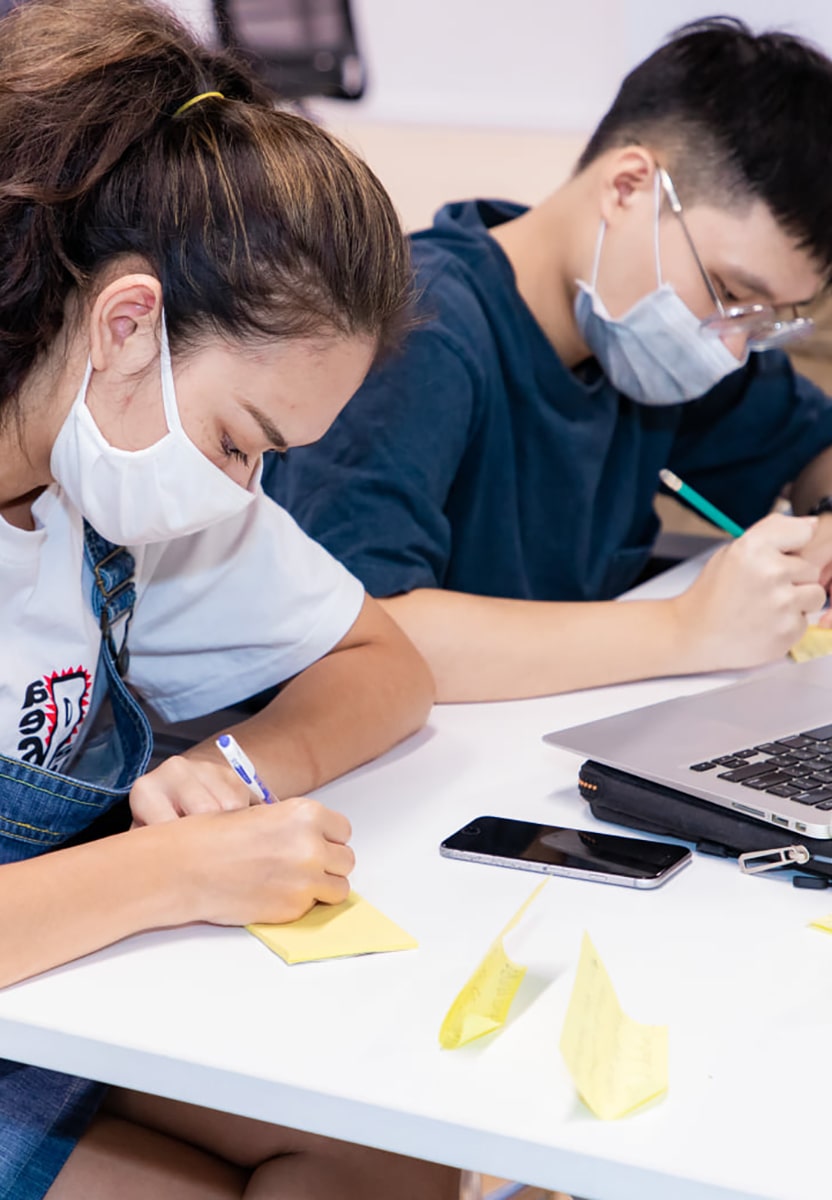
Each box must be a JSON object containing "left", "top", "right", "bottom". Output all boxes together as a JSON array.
[
  {"left": 0, "top": 526, "right": 154, "bottom": 1197},
  {"left": 0, "top": 1061, "right": 107, "bottom": 1198}
]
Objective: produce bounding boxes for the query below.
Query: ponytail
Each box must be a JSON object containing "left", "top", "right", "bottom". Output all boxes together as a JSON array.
[{"left": 0, "top": 0, "right": 411, "bottom": 415}]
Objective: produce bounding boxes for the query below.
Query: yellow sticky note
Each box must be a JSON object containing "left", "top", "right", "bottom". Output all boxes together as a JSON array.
[
  {"left": 809, "top": 913, "right": 832, "bottom": 933},
  {"left": 560, "top": 932, "right": 668, "bottom": 1121},
  {"left": 247, "top": 890, "right": 417, "bottom": 964},
  {"left": 439, "top": 880, "right": 546, "bottom": 1049},
  {"left": 790, "top": 625, "right": 832, "bottom": 663}
]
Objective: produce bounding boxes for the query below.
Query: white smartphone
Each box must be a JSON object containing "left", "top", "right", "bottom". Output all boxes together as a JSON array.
[{"left": 440, "top": 815, "right": 692, "bottom": 889}]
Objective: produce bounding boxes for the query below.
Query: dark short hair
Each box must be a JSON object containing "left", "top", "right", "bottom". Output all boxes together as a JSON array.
[{"left": 577, "top": 16, "right": 832, "bottom": 275}]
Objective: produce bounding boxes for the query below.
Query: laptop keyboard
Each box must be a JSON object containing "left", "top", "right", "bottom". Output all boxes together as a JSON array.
[{"left": 689, "top": 723, "right": 832, "bottom": 809}]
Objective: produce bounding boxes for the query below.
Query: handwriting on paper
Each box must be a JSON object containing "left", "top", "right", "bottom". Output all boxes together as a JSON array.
[
  {"left": 439, "top": 880, "right": 547, "bottom": 1049},
  {"left": 560, "top": 932, "right": 668, "bottom": 1120}
]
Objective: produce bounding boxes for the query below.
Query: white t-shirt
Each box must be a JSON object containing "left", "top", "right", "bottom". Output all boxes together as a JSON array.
[{"left": 0, "top": 484, "right": 364, "bottom": 771}]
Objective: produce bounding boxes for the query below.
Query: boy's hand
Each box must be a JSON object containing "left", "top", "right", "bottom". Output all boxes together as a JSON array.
[
  {"left": 672, "top": 513, "right": 825, "bottom": 671},
  {"left": 799, "top": 510, "right": 832, "bottom": 612}
]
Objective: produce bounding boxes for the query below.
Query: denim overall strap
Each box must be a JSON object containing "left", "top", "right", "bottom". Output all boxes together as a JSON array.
[
  {"left": 0, "top": 524, "right": 153, "bottom": 864},
  {"left": 80, "top": 519, "right": 153, "bottom": 785},
  {"left": 83, "top": 522, "right": 136, "bottom": 677}
]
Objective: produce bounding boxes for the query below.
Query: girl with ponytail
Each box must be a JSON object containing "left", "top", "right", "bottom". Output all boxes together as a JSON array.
[{"left": 0, "top": 1, "right": 452, "bottom": 1196}]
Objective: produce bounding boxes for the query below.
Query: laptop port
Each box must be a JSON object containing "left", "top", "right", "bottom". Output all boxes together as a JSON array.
[
  {"left": 796, "top": 822, "right": 808, "bottom": 832},
  {"left": 732, "top": 802, "right": 765, "bottom": 818},
  {"left": 771, "top": 814, "right": 788, "bottom": 826}
]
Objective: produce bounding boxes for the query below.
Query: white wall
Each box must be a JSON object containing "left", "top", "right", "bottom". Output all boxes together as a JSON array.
[
  {"left": 345, "top": 0, "right": 832, "bottom": 130},
  {"left": 165, "top": 1, "right": 832, "bottom": 230},
  {"left": 170, "top": 0, "right": 213, "bottom": 38},
  {"left": 169, "top": 0, "right": 832, "bottom": 132}
]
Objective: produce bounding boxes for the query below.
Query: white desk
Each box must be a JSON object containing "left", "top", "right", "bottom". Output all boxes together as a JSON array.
[{"left": 1, "top": 559, "right": 829, "bottom": 1200}]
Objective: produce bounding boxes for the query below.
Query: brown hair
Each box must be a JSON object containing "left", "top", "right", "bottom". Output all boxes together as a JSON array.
[{"left": 0, "top": 0, "right": 411, "bottom": 415}]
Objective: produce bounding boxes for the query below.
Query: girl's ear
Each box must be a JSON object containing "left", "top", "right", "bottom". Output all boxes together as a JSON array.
[
  {"left": 599, "top": 147, "right": 657, "bottom": 228},
  {"left": 88, "top": 274, "right": 163, "bottom": 376}
]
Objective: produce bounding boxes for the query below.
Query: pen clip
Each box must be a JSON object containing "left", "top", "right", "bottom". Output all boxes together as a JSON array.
[{"left": 738, "top": 845, "right": 811, "bottom": 875}]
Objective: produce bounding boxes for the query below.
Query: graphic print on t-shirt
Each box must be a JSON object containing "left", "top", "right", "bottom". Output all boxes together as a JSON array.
[{"left": 17, "top": 668, "right": 92, "bottom": 770}]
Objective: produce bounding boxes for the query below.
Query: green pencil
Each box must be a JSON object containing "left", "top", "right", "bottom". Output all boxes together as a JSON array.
[{"left": 658, "top": 468, "right": 745, "bottom": 539}]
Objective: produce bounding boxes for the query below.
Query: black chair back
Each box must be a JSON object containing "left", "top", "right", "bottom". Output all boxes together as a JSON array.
[{"left": 213, "top": 0, "right": 366, "bottom": 101}]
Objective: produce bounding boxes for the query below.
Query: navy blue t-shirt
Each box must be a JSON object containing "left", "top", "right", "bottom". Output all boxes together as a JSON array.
[{"left": 264, "top": 200, "right": 832, "bottom": 602}]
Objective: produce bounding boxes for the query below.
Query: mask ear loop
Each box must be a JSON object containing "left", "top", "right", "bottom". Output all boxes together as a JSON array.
[
  {"left": 75, "top": 357, "right": 95, "bottom": 413},
  {"left": 652, "top": 168, "right": 664, "bottom": 288},
  {"left": 590, "top": 170, "right": 662, "bottom": 294},
  {"left": 158, "top": 311, "right": 183, "bottom": 435},
  {"left": 589, "top": 219, "right": 607, "bottom": 292}
]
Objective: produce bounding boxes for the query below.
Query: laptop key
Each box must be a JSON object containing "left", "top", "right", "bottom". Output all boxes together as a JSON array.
[
  {"left": 800, "top": 724, "right": 832, "bottom": 742},
  {"left": 713, "top": 755, "right": 741, "bottom": 765},
  {"left": 780, "top": 764, "right": 813, "bottom": 779},
  {"left": 787, "top": 787, "right": 832, "bottom": 806},
  {"left": 755, "top": 743, "right": 783, "bottom": 754},
  {"left": 776, "top": 736, "right": 814, "bottom": 750},
  {"left": 815, "top": 800, "right": 832, "bottom": 810},
  {"left": 766, "top": 783, "right": 803, "bottom": 797},
  {"left": 742, "top": 773, "right": 789, "bottom": 790},
  {"left": 718, "top": 763, "right": 772, "bottom": 782},
  {"left": 730, "top": 748, "right": 759, "bottom": 758},
  {"left": 766, "top": 754, "right": 799, "bottom": 767},
  {"left": 690, "top": 761, "right": 717, "bottom": 771}
]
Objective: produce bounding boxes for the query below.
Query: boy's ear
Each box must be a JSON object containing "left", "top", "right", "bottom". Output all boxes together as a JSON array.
[
  {"left": 88, "top": 275, "right": 163, "bottom": 375},
  {"left": 599, "top": 147, "right": 657, "bottom": 228}
]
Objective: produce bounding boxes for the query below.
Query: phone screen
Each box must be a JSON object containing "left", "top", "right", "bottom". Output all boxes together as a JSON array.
[{"left": 440, "top": 816, "right": 690, "bottom": 881}]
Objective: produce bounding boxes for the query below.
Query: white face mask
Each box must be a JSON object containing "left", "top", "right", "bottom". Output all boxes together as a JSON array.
[
  {"left": 51, "top": 314, "right": 258, "bottom": 545},
  {"left": 573, "top": 173, "right": 746, "bottom": 405}
]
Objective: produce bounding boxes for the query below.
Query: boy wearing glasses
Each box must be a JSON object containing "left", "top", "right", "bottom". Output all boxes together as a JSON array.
[{"left": 266, "top": 18, "right": 832, "bottom": 700}]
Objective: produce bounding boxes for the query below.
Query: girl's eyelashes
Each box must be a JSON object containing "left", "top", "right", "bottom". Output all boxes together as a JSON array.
[{"left": 220, "top": 432, "right": 249, "bottom": 467}]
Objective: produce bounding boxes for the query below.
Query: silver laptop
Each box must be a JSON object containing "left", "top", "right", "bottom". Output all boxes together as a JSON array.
[{"left": 544, "top": 654, "right": 832, "bottom": 839}]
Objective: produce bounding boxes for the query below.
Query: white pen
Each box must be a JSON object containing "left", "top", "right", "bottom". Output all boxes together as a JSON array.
[{"left": 215, "top": 733, "right": 276, "bottom": 803}]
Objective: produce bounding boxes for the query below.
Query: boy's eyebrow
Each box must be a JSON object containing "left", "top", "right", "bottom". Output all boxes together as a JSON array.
[
  {"left": 729, "top": 269, "right": 775, "bottom": 301},
  {"left": 729, "top": 268, "right": 816, "bottom": 308},
  {"left": 243, "top": 401, "right": 288, "bottom": 451}
]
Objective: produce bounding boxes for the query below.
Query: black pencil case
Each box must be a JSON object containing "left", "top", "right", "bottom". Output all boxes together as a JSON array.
[{"left": 578, "top": 758, "right": 832, "bottom": 881}]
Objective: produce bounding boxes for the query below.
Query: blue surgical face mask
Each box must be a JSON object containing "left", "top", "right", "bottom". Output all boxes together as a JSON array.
[{"left": 573, "top": 173, "right": 746, "bottom": 405}]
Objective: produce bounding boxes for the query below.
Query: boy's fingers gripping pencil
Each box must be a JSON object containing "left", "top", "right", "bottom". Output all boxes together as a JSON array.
[
  {"left": 215, "top": 734, "right": 276, "bottom": 804},
  {"left": 658, "top": 468, "right": 745, "bottom": 539}
]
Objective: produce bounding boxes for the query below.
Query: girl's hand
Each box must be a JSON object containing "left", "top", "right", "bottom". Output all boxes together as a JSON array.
[
  {"left": 172, "top": 798, "right": 354, "bottom": 925},
  {"left": 671, "top": 513, "right": 826, "bottom": 672},
  {"left": 130, "top": 754, "right": 253, "bottom": 826}
]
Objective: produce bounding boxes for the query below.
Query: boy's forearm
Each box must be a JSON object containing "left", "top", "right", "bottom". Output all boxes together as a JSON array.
[{"left": 380, "top": 589, "right": 690, "bottom": 702}]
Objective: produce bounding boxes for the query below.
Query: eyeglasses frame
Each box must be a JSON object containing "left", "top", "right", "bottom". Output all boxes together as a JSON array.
[{"left": 656, "top": 167, "right": 814, "bottom": 351}]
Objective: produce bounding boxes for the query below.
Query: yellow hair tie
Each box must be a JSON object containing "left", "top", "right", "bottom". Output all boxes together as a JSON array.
[{"left": 174, "top": 91, "right": 225, "bottom": 117}]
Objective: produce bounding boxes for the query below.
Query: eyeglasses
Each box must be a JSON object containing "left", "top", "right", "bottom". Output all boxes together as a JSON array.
[{"left": 657, "top": 167, "right": 815, "bottom": 352}]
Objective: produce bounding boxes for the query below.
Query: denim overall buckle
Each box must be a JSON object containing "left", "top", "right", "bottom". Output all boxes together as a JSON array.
[{"left": 85, "top": 528, "right": 136, "bottom": 679}]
